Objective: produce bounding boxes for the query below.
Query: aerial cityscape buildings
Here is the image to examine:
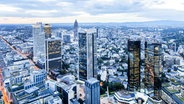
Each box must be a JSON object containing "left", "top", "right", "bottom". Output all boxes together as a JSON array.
[{"left": 0, "top": 3, "right": 184, "bottom": 103}]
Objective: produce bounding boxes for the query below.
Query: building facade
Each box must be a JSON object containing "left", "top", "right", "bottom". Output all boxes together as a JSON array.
[
  {"left": 145, "top": 42, "right": 162, "bottom": 100},
  {"left": 45, "top": 38, "right": 62, "bottom": 72},
  {"left": 85, "top": 78, "right": 100, "bottom": 104},
  {"left": 78, "top": 31, "right": 97, "bottom": 81},
  {"left": 32, "top": 22, "right": 45, "bottom": 62},
  {"left": 44, "top": 24, "right": 52, "bottom": 39},
  {"left": 74, "top": 19, "right": 78, "bottom": 40},
  {"left": 127, "top": 40, "right": 141, "bottom": 91}
]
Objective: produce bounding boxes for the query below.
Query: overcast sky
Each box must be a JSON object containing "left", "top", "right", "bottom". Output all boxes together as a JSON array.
[{"left": 0, "top": 0, "right": 184, "bottom": 24}]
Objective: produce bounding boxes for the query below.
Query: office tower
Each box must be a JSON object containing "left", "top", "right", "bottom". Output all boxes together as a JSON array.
[
  {"left": 32, "top": 22, "right": 45, "bottom": 62},
  {"left": 85, "top": 78, "right": 100, "bottom": 104},
  {"left": 127, "top": 40, "right": 141, "bottom": 91},
  {"left": 45, "top": 38, "right": 62, "bottom": 72},
  {"left": 63, "top": 34, "right": 71, "bottom": 43},
  {"left": 74, "top": 19, "right": 78, "bottom": 40},
  {"left": 145, "top": 42, "right": 162, "bottom": 100},
  {"left": 78, "top": 30, "right": 97, "bottom": 81},
  {"left": 44, "top": 24, "right": 52, "bottom": 39}
]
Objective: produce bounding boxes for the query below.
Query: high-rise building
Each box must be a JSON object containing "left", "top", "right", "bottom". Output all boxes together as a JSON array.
[
  {"left": 127, "top": 40, "right": 141, "bottom": 91},
  {"left": 44, "top": 24, "right": 52, "bottom": 39},
  {"left": 85, "top": 78, "right": 100, "bottom": 104},
  {"left": 63, "top": 34, "right": 71, "bottom": 43},
  {"left": 45, "top": 38, "right": 62, "bottom": 73},
  {"left": 78, "top": 30, "right": 97, "bottom": 81},
  {"left": 145, "top": 42, "right": 162, "bottom": 100},
  {"left": 32, "top": 22, "right": 45, "bottom": 62},
  {"left": 74, "top": 19, "right": 78, "bottom": 40}
]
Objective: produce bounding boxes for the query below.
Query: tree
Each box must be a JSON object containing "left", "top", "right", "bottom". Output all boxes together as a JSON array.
[
  {"left": 78, "top": 98, "right": 84, "bottom": 104},
  {"left": 167, "top": 69, "right": 171, "bottom": 73}
]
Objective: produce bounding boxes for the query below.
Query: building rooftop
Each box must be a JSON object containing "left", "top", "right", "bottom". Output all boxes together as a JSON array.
[
  {"left": 25, "top": 86, "right": 39, "bottom": 94},
  {"left": 86, "top": 78, "right": 99, "bottom": 84}
]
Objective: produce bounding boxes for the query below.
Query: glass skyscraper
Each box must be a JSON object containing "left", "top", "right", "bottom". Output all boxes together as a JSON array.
[
  {"left": 85, "top": 78, "right": 100, "bottom": 104},
  {"left": 145, "top": 42, "right": 162, "bottom": 100},
  {"left": 127, "top": 40, "right": 141, "bottom": 91},
  {"left": 78, "top": 30, "right": 97, "bottom": 81},
  {"left": 32, "top": 22, "right": 45, "bottom": 62},
  {"left": 44, "top": 24, "right": 52, "bottom": 39},
  {"left": 45, "top": 38, "right": 62, "bottom": 72}
]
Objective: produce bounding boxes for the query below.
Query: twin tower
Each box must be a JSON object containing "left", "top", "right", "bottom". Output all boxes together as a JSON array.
[{"left": 128, "top": 40, "right": 163, "bottom": 100}]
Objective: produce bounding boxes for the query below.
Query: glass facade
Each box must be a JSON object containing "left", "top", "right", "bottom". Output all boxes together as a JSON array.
[
  {"left": 85, "top": 78, "right": 100, "bottom": 104},
  {"left": 145, "top": 43, "right": 162, "bottom": 100},
  {"left": 48, "top": 59, "right": 62, "bottom": 71},
  {"left": 45, "top": 39, "right": 62, "bottom": 72},
  {"left": 128, "top": 40, "right": 141, "bottom": 91},
  {"left": 32, "top": 22, "right": 45, "bottom": 62},
  {"left": 47, "top": 40, "right": 61, "bottom": 59},
  {"left": 79, "top": 32, "right": 87, "bottom": 80},
  {"left": 79, "top": 31, "right": 97, "bottom": 81},
  {"left": 44, "top": 24, "right": 51, "bottom": 39}
]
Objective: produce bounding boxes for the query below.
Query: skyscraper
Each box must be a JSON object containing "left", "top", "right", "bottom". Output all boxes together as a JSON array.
[
  {"left": 33, "top": 22, "right": 62, "bottom": 74},
  {"left": 74, "top": 19, "right": 78, "bottom": 40},
  {"left": 145, "top": 42, "right": 162, "bottom": 100},
  {"left": 32, "top": 22, "right": 45, "bottom": 62},
  {"left": 78, "top": 30, "right": 97, "bottom": 81},
  {"left": 44, "top": 24, "right": 52, "bottom": 39},
  {"left": 85, "top": 78, "right": 100, "bottom": 104},
  {"left": 45, "top": 38, "right": 62, "bottom": 72},
  {"left": 127, "top": 40, "right": 141, "bottom": 91}
]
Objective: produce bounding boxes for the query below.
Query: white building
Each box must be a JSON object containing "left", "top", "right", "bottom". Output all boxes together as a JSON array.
[{"left": 32, "top": 22, "right": 45, "bottom": 62}]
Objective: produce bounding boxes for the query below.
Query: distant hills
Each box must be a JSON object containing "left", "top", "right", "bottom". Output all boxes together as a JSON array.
[
  {"left": 1, "top": 20, "right": 184, "bottom": 27},
  {"left": 121, "top": 20, "right": 184, "bottom": 27},
  {"left": 51, "top": 20, "right": 184, "bottom": 27}
]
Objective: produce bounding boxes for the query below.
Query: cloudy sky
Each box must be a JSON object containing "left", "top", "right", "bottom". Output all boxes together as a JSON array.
[{"left": 0, "top": 0, "right": 184, "bottom": 24}]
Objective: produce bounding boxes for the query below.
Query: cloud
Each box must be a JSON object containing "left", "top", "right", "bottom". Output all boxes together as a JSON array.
[
  {"left": 0, "top": 4, "right": 21, "bottom": 12},
  {"left": 0, "top": 0, "right": 184, "bottom": 23}
]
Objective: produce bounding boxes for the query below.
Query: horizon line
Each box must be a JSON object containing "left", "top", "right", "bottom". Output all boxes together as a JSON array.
[{"left": 0, "top": 20, "right": 184, "bottom": 25}]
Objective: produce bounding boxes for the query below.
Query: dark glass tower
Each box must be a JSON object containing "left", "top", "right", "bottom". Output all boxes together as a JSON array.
[
  {"left": 78, "top": 31, "right": 97, "bottom": 81},
  {"left": 145, "top": 42, "right": 162, "bottom": 100},
  {"left": 44, "top": 24, "right": 51, "bottom": 39},
  {"left": 79, "top": 32, "right": 87, "bottom": 80},
  {"left": 128, "top": 40, "right": 141, "bottom": 91},
  {"left": 45, "top": 39, "right": 62, "bottom": 72}
]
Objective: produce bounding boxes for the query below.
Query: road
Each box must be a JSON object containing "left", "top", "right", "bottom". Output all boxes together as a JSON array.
[
  {"left": 0, "top": 36, "right": 39, "bottom": 69},
  {"left": 0, "top": 36, "right": 39, "bottom": 104}
]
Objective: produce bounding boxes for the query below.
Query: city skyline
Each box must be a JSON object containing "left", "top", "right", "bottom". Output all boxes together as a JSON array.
[{"left": 1, "top": 0, "right": 184, "bottom": 24}]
